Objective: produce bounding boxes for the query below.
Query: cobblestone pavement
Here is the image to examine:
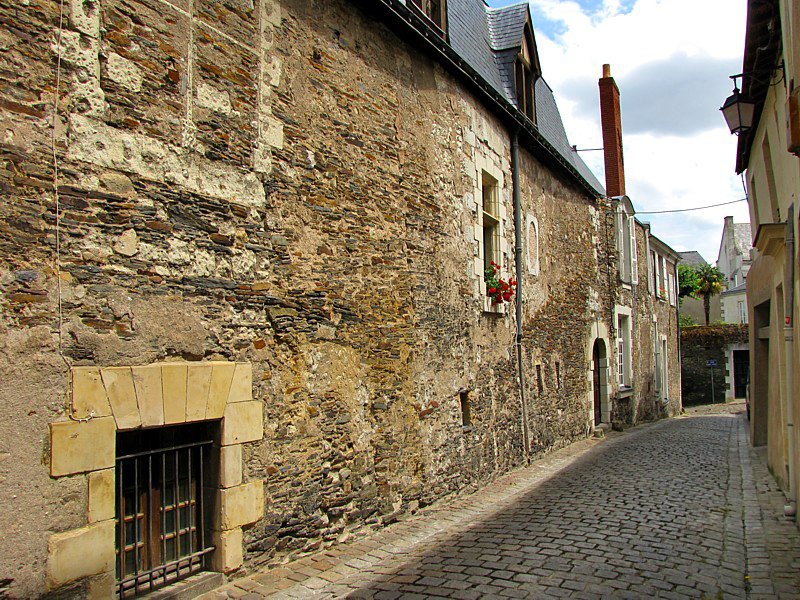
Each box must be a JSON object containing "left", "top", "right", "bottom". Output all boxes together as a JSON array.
[{"left": 202, "top": 404, "right": 800, "bottom": 599}]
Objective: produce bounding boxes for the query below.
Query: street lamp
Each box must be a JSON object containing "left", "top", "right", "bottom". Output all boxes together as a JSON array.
[{"left": 720, "top": 83, "right": 755, "bottom": 135}]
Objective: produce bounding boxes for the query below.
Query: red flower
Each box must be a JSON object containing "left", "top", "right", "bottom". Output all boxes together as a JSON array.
[
  {"left": 503, "top": 291, "right": 512, "bottom": 301},
  {"left": 501, "top": 281, "right": 509, "bottom": 291},
  {"left": 488, "top": 287, "right": 497, "bottom": 295}
]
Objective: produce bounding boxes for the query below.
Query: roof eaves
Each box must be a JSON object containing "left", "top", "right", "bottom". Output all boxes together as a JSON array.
[{"left": 348, "top": 0, "right": 602, "bottom": 200}]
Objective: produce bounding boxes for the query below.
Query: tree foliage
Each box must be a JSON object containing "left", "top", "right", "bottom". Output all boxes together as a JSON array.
[
  {"left": 677, "top": 263, "right": 726, "bottom": 325},
  {"left": 677, "top": 263, "right": 700, "bottom": 299}
]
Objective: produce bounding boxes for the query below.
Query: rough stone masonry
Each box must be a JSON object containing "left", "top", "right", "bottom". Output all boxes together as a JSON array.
[{"left": 0, "top": 0, "right": 674, "bottom": 597}]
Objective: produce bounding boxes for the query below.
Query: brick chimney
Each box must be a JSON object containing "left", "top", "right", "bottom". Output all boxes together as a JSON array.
[{"left": 598, "top": 64, "right": 625, "bottom": 197}]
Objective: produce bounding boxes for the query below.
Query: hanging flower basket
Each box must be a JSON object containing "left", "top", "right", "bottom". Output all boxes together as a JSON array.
[{"left": 485, "top": 262, "right": 517, "bottom": 305}]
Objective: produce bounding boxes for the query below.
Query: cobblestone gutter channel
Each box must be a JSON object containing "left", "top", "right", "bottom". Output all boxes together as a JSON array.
[{"left": 200, "top": 408, "right": 800, "bottom": 599}]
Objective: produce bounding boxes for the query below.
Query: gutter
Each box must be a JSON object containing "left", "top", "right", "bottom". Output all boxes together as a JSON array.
[
  {"left": 348, "top": 0, "right": 602, "bottom": 200},
  {"left": 511, "top": 131, "right": 530, "bottom": 462}
]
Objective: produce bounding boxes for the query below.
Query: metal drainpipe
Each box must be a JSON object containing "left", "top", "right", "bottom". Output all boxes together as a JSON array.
[
  {"left": 511, "top": 130, "right": 530, "bottom": 463},
  {"left": 785, "top": 204, "right": 796, "bottom": 508}
]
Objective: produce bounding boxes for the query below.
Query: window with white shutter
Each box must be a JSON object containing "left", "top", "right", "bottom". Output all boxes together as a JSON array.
[
  {"left": 617, "top": 212, "right": 626, "bottom": 281},
  {"left": 668, "top": 272, "right": 676, "bottom": 306},
  {"left": 628, "top": 216, "right": 638, "bottom": 284}
]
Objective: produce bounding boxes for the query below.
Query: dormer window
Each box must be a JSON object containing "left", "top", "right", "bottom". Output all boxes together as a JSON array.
[
  {"left": 515, "top": 26, "right": 536, "bottom": 122},
  {"left": 408, "top": 0, "right": 447, "bottom": 35}
]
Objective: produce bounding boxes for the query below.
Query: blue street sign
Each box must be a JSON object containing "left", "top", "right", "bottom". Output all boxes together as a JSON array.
[{"left": 707, "top": 360, "right": 718, "bottom": 367}]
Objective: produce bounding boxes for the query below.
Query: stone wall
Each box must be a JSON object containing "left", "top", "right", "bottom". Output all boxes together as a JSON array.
[
  {"left": 0, "top": 0, "right": 676, "bottom": 596},
  {"left": 680, "top": 325, "right": 748, "bottom": 405}
]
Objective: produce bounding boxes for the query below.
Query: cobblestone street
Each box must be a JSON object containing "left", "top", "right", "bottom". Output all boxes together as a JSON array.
[{"left": 202, "top": 404, "right": 800, "bottom": 599}]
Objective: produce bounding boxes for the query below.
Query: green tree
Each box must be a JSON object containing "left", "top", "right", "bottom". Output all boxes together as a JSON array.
[
  {"left": 677, "top": 263, "right": 700, "bottom": 300},
  {"left": 694, "top": 264, "right": 725, "bottom": 325}
]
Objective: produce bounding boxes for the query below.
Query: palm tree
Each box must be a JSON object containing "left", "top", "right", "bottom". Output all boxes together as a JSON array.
[{"left": 695, "top": 264, "right": 725, "bottom": 325}]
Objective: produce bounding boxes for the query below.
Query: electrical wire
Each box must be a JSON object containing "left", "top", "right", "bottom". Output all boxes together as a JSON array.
[
  {"left": 635, "top": 198, "right": 747, "bottom": 215},
  {"left": 52, "top": 0, "right": 91, "bottom": 422}
]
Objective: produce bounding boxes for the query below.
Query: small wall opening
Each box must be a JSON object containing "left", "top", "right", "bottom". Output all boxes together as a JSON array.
[
  {"left": 536, "top": 364, "right": 543, "bottom": 395},
  {"left": 555, "top": 361, "right": 561, "bottom": 389},
  {"left": 459, "top": 391, "right": 471, "bottom": 427}
]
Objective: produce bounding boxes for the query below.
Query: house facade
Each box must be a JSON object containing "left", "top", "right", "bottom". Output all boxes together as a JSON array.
[
  {"left": 717, "top": 215, "right": 752, "bottom": 325},
  {"left": 0, "top": 0, "right": 680, "bottom": 596},
  {"left": 730, "top": 0, "right": 800, "bottom": 507}
]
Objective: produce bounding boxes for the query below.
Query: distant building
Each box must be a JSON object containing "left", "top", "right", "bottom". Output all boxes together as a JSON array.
[{"left": 717, "top": 216, "right": 752, "bottom": 325}]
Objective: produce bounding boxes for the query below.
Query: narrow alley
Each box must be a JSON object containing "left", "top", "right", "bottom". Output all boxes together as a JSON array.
[{"left": 202, "top": 404, "right": 800, "bottom": 599}]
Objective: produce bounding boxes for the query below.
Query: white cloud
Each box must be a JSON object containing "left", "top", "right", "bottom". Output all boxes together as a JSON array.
[{"left": 525, "top": 0, "right": 748, "bottom": 262}]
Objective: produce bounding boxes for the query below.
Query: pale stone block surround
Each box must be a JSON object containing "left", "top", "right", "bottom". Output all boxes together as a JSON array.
[{"left": 47, "top": 361, "right": 264, "bottom": 594}]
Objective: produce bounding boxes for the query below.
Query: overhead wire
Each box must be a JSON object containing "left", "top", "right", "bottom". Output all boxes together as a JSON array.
[{"left": 635, "top": 198, "right": 747, "bottom": 215}]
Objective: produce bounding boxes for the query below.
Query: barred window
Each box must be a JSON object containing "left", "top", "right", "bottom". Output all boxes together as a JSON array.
[{"left": 116, "top": 422, "right": 217, "bottom": 597}]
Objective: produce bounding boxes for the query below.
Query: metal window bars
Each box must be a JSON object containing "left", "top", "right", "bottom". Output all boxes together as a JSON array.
[{"left": 115, "top": 435, "right": 214, "bottom": 598}]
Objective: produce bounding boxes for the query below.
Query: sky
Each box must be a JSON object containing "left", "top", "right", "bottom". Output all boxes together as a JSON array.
[{"left": 486, "top": 0, "right": 750, "bottom": 264}]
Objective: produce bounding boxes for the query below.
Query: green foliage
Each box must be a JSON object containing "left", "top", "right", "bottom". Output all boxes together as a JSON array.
[
  {"left": 677, "top": 263, "right": 700, "bottom": 298},
  {"left": 694, "top": 264, "right": 725, "bottom": 295},
  {"left": 680, "top": 314, "right": 697, "bottom": 327},
  {"left": 694, "top": 264, "right": 726, "bottom": 325}
]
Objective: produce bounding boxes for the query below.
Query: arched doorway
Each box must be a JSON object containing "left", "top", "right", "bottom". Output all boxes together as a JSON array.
[{"left": 592, "top": 339, "right": 608, "bottom": 425}]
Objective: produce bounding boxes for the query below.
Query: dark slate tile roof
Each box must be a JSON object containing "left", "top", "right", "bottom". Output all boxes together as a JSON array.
[
  {"left": 447, "top": 0, "right": 504, "bottom": 94},
  {"left": 721, "top": 281, "right": 747, "bottom": 296},
  {"left": 494, "top": 48, "right": 518, "bottom": 108},
  {"left": 446, "top": 0, "right": 605, "bottom": 197},
  {"left": 486, "top": 3, "right": 529, "bottom": 50},
  {"left": 678, "top": 251, "right": 709, "bottom": 267}
]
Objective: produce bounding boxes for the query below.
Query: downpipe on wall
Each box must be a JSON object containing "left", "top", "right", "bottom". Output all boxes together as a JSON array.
[
  {"left": 785, "top": 204, "right": 796, "bottom": 514},
  {"left": 511, "top": 130, "right": 530, "bottom": 463}
]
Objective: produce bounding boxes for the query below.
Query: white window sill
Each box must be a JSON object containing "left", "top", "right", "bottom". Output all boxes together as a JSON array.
[
  {"left": 482, "top": 297, "right": 508, "bottom": 314},
  {"left": 618, "top": 386, "right": 633, "bottom": 398}
]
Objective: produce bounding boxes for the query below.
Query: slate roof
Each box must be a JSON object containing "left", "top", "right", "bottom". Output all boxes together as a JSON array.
[
  {"left": 486, "top": 3, "right": 529, "bottom": 50},
  {"left": 678, "top": 251, "right": 709, "bottom": 267},
  {"left": 721, "top": 282, "right": 747, "bottom": 296},
  {"left": 445, "top": 0, "right": 604, "bottom": 196}
]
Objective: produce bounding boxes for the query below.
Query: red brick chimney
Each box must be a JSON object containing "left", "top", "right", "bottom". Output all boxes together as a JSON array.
[{"left": 598, "top": 64, "right": 625, "bottom": 197}]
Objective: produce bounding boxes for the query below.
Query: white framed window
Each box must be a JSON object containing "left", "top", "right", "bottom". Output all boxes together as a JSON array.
[
  {"left": 616, "top": 200, "right": 637, "bottom": 284},
  {"left": 738, "top": 301, "right": 747, "bottom": 324},
  {"left": 475, "top": 163, "right": 508, "bottom": 312},
  {"left": 616, "top": 310, "right": 632, "bottom": 388},
  {"left": 668, "top": 271, "right": 676, "bottom": 306},
  {"left": 482, "top": 171, "right": 500, "bottom": 275},
  {"left": 629, "top": 216, "right": 638, "bottom": 284}
]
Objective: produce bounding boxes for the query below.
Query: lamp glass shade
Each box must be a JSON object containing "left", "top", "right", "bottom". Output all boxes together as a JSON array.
[{"left": 720, "top": 89, "right": 755, "bottom": 135}]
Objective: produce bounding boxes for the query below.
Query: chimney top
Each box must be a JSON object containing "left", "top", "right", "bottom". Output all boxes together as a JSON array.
[{"left": 602, "top": 64, "right": 611, "bottom": 78}]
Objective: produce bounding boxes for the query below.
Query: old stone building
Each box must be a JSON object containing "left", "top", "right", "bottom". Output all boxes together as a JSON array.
[{"left": 0, "top": 0, "right": 680, "bottom": 597}]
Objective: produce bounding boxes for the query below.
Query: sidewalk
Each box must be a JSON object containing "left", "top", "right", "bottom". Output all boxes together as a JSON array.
[{"left": 199, "top": 402, "right": 800, "bottom": 599}]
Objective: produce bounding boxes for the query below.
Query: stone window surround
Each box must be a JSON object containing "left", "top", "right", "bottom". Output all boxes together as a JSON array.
[
  {"left": 615, "top": 305, "right": 633, "bottom": 390},
  {"left": 525, "top": 212, "right": 539, "bottom": 276},
  {"left": 473, "top": 153, "right": 508, "bottom": 314},
  {"left": 46, "top": 361, "right": 264, "bottom": 596}
]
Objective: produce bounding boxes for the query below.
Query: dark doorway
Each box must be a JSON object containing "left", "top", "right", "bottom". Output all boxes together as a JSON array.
[
  {"left": 593, "top": 339, "right": 606, "bottom": 425},
  {"left": 733, "top": 350, "right": 749, "bottom": 399}
]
